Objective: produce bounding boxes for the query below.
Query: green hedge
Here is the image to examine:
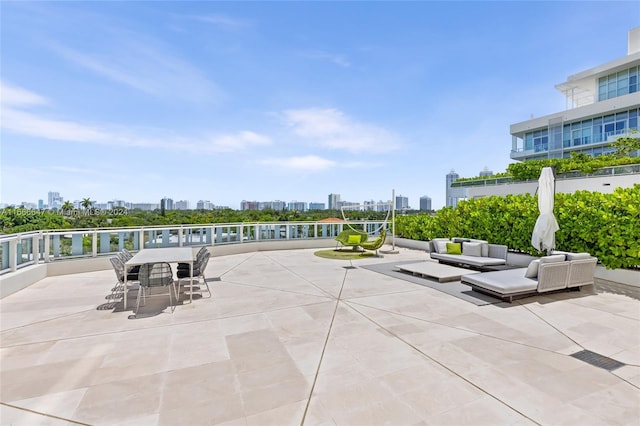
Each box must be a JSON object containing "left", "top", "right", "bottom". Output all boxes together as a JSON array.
[{"left": 395, "top": 185, "right": 640, "bottom": 269}]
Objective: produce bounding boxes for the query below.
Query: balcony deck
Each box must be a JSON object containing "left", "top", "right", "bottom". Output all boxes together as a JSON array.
[{"left": 1, "top": 247, "right": 639, "bottom": 425}]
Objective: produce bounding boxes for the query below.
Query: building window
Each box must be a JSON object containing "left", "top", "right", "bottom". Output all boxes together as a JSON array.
[{"left": 598, "top": 66, "right": 639, "bottom": 101}]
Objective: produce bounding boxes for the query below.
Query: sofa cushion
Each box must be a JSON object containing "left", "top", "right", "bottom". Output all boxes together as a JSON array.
[
  {"left": 525, "top": 259, "right": 541, "bottom": 278},
  {"left": 541, "top": 254, "right": 566, "bottom": 264},
  {"left": 434, "top": 240, "right": 449, "bottom": 254},
  {"left": 430, "top": 238, "right": 450, "bottom": 253},
  {"left": 565, "top": 252, "right": 592, "bottom": 261},
  {"left": 431, "top": 253, "right": 506, "bottom": 266},
  {"left": 446, "top": 242, "right": 462, "bottom": 255},
  {"left": 462, "top": 268, "right": 537, "bottom": 294},
  {"left": 462, "top": 242, "right": 482, "bottom": 257}
]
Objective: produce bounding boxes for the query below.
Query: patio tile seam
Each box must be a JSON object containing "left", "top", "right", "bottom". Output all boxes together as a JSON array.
[
  {"left": 0, "top": 307, "right": 97, "bottom": 335},
  {"left": 300, "top": 266, "right": 350, "bottom": 425},
  {"left": 559, "top": 298, "right": 640, "bottom": 322},
  {"left": 216, "top": 252, "right": 261, "bottom": 278},
  {"left": 340, "top": 288, "right": 427, "bottom": 301},
  {"left": 0, "top": 401, "right": 90, "bottom": 426},
  {"left": 214, "top": 279, "right": 337, "bottom": 301},
  {"left": 344, "top": 300, "right": 585, "bottom": 359},
  {"left": 342, "top": 302, "right": 539, "bottom": 425},
  {"left": 0, "top": 300, "right": 336, "bottom": 350},
  {"left": 261, "top": 252, "right": 346, "bottom": 300}
]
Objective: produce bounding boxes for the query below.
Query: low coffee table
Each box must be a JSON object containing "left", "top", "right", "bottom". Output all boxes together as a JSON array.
[{"left": 396, "top": 261, "right": 479, "bottom": 283}]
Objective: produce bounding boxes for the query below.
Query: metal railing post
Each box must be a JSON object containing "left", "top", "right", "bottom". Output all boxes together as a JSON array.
[
  {"left": 9, "top": 239, "right": 18, "bottom": 272},
  {"left": 44, "top": 234, "right": 51, "bottom": 263},
  {"left": 32, "top": 235, "right": 40, "bottom": 263},
  {"left": 92, "top": 231, "right": 98, "bottom": 258}
]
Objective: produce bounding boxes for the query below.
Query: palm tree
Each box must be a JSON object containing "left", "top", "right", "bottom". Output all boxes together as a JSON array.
[
  {"left": 61, "top": 201, "right": 74, "bottom": 216},
  {"left": 81, "top": 198, "right": 93, "bottom": 210}
]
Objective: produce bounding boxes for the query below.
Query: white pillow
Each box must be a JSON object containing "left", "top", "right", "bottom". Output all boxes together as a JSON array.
[
  {"left": 435, "top": 241, "right": 449, "bottom": 254},
  {"left": 525, "top": 259, "right": 540, "bottom": 278},
  {"left": 565, "top": 252, "right": 591, "bottom": 261},
  {"left": 480, "top": 242, "right": 489, "bottom": 257},
  {"left": 462, "top": 242, "right": 482, "bottom": 257},
  {"left": 540, "top": 254, "right": 566, "bottom": 264}
]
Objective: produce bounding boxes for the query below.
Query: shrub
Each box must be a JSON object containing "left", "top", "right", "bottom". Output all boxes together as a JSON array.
[{"left": 396, "top": 185, "right": 640, "bottom": 269}]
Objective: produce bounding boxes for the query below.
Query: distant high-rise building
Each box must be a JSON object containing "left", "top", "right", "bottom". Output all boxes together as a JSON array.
[
  {"left": 288, "top": 201, "right": 307, "bottom": 211},
  {"left": 131, "top": 203, "right": 159, "bottom": 211},
  {"left": 258, "top": 200, "right": 286, "bottom": 210},
  {"left": 241, "top": 200, "right": 259, "bottom": 211},
  {"left": 328, "top": 193, "right": 341, "bottom": 210},
  {"left": 446, "top": 170, "right": 464, "bottom": 208},
  {"left": 161, "top": 197, "right": 174, "bottom": 210},
  {"left": 479, "top": 167, "right": 494, "bottom": 177},
  {"left": 309, "top": 202, "right": 325, "bottom": 210},
  {"left": 395, "top": 195, "right": 409, "bottom": 211},
  {"left": 363, "top": 200, "right": 376, "bottom": 211},
  {"left": 174, "top": 200, "right": 190, "bottom": 210},
  {"left": 419, "top": 196, "right": 432, "bottom": 211},
  {"left": 38, "top": 199, "right": 44, "bottom": 209},
  {"left": 197, "top": 200, "right": 214, "bottom": 210},
  {"left": 47, "top": 191, "right": 63, "bottom": 209}
]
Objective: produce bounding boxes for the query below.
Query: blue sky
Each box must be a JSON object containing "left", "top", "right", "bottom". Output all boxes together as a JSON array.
[{"left": 2, "top": 1, "right": 639, "bottom": 210}]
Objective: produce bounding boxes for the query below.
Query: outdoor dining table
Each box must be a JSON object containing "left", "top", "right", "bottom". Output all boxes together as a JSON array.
[{"left": 124, "top": 247, "right": 194, "bottom": 309}]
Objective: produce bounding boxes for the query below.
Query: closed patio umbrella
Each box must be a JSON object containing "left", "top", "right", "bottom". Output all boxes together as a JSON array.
[{"left": 531, "top": 167, "right": 559, "bottom": 254}]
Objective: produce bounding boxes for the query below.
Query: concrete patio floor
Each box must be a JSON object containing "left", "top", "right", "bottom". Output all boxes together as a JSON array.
[{"left": 1, "top": 246, "right": 639, "bottom": 425}]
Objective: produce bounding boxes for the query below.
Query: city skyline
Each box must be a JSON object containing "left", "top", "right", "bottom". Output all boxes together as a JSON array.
[
  {"left": 7, "top": 190, "right": 416, "bottom": 212},
  {"left": 2, "top": 2, "right": 638, "bottom": 209}
]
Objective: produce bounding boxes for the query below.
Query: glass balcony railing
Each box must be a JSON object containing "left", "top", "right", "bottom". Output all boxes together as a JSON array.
[
  {"left": 0, "top": 220, "right": 387, "bottom": 275},
  {"left": 452, "top": 164, "right": 640, "bottom": 188}
]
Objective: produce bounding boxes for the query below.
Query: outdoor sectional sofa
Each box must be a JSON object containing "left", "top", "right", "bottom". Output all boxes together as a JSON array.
[
  {"left": 428, "top": 238, "right": 508, "bottom": 271},
  {"left": 461, "top": 252, "right": 598, "bottom": 302}
]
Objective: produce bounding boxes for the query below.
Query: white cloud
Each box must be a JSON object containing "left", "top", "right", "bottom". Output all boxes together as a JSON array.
[
  {"left": 259, "top": 155, "right": 336, "bottom": 171},
  {"left": 1, "top": 81, "right": 49, "bottom": 107},
  {"left": 2, "top": 108, "right": 113, "bottom": 143},
  {"left": 186, "top": 14, "right": 250, "bottom": 30},
  {"left": 1, "top": 83, "right": 269, "bottom": 154},
  {"left": 48, "top": 41, "right": 222, "bottom": 103},
  {"left": 206, "top": 131, "right": 271, "bottom": 152},
  {"left": 283, "top": 108, "right": 401, "bottom": 153},
  {"left": 304, "top": 51, "right": 351, "bottom": 67}
]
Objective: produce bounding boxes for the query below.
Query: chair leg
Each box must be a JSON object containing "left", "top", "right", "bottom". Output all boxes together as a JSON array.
[
  {"left": 168, "top": 283, "right": 175, "bottom": 313},
  {"left": 200, "top": 274, "right": 211, "bottom": 298},
  {"left": 134, "top": 286, "right": 144, "bottom": 317}
]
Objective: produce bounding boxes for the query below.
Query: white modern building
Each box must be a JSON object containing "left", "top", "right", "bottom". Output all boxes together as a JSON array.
[{"left": 511, "top": 27, "right": 640, "bottom": 161}]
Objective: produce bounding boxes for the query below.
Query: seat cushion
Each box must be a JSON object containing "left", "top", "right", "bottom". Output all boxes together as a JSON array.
[{"left": 462, "top": 268, "right": 537, "bottom": 294}]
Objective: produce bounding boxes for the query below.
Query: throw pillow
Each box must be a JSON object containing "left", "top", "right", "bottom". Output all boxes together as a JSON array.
[
  {"left": 480, "top": 242, "right": 489, "bottom": 257},
  {"left": 565, "top": 252, "right": 591, "bottom": 261},
  {"left": 452, "top": 238, "right": 471, "bottom": 244},
  {"left": 462, "top": 242, "right": 482, "bottom": 257},
  {"left": 525, "top": 259, "right": 540, "bottom": 278},
  {"left": 435, "top": 240, "right": 449, "bottom": 254},
  {"left": 347, "top": 235, "right": 361, "bottom": 244},
  {"left": 446, "top": 242, "right": 462, "bottom": 255}
]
